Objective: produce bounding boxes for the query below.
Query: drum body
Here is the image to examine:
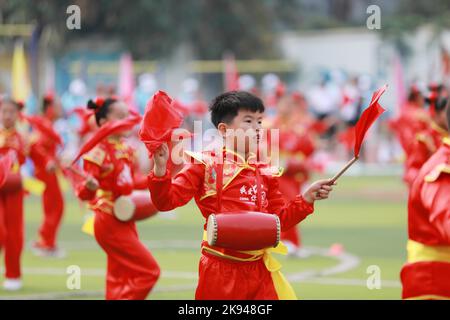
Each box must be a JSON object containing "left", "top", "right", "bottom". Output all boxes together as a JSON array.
[
  {"left": 207, "top": 211, "right": 280, "bottom": 251},
  {"left": 0, "top": 173, "right": 22, "bottom": 193},
  {"left": 113, "top": 191, "right": 158, "bottom": 222}
]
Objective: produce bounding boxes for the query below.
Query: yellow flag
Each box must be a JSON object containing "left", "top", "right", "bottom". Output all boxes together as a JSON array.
[{"left": 11, "top": 41, "right": 30, "bottom": 102}]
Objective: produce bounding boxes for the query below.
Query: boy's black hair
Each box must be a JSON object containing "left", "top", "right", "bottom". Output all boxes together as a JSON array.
[
  {"left": 87, "top": 98, "right": 117, "bottom": 126},
  {"left": 209, "top": 91, "right": 265, "bottom": 128}
]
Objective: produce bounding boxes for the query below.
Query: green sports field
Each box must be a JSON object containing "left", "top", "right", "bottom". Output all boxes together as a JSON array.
[{"left": 0, "top": 175, "right": 408, "bottom": 300}]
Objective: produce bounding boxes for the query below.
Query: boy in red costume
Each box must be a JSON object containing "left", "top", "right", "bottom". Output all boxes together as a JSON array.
[
  {"left": 147, "top": 91, "right": 333, "bottom": 300},
  {"left": 401, "top": 99, "right": 450, "bottom": 299},
  {"left": 30, "top": 94, "right": 65, "bottom": 257},
  {"left": 75, "top": 98, "right": 160, "bottom": 300}
]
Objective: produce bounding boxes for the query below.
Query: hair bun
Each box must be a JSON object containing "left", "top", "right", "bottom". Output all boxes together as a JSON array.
[{"left": 87, "top": 98, "right": 105, "bottom": 113}]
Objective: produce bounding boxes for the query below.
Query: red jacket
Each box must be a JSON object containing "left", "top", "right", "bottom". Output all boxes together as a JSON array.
[
  {"left": 0, "top": 128, "right": 26, "bottom": 171},
  {"left": 392, "top": 103, "right": 429, "bottom": 156},
  {"left": 401, "top": 137, "right": 450, "bottom": 299},
  {"left": 147, "top": 149, "right": 314, "bottom": 258},
  {"left": 28, "top": 116, "right": 58, "bottom": 175},
  {"left": 76, "top": 138, "right": 146, "bottom": 214},
  {"left": 404, "top": 122, "right": 448, "bottom": 187}
]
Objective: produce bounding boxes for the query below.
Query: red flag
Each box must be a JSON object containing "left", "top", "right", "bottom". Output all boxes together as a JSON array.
[
  {"left": 353, "top": 85, "right": 387, "bottom": 157},
  {"left": 22, "top": 114, "right": 63, "bottom": 145},
  {"left": 72, "top": 114, "right": 141, "bottom": 164},
  {"left": 223, "top": 53, "right": 240, "bottom": 92},
  {"left": 139, "top": 91, "right": 183, "bottom": 155},
  {"left": 0, "top": 151, "right": 13, "bottom": 187}
]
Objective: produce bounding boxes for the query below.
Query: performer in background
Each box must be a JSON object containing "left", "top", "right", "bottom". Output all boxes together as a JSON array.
[
  {"left": 273, "top": 94, "right": 317, "bottom": 256},
  {"left": 0, "top": 99, "right": 47, "bottom": 291},
  {"left": 30, "top": 94, "right": 65, "bottom": 257},
  {"left": 401, "top": 98, "right": 450, "bottom": 300},
  {"left": 404, "top": 92, "right": 448, "bottom": 187},
  {"left": 75, "top": 97, "right": 160, "bottom": 300},
  {"left": 147, "top": 91, "right": 333, "bottom": 300}
]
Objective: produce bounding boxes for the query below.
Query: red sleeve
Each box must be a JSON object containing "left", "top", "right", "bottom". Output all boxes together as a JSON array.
[
  {"left": 133, "top": 171, "right": 149, "bottom": 190},
  {"left": 266, "top": 176, "right": 314, "bottom": 231},
  {"left": 147, "top": 163, "right": 205, "bottom": 211},
  {"left": 75, "top": 160, "right": 101, "bottom": 201},
  {"left": 405, "top": 141, "right": 431, "bottom": 186},
  {"left": 422, "top": 175, "right": 450, "bottom": 243},
  {"left": 28, "top": 142, "right": 51, "bottom": 169}
]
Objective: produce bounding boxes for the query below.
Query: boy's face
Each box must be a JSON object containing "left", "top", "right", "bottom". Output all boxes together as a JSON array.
[
  {"left": 0, "top": 102, "right": 19, "bottom": 129},
  {"left": 218, "top": 109, "right": 264, "bottom": 156}
]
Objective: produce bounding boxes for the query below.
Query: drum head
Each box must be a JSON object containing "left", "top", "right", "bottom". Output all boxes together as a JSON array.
[
  {"left": 113, "top": 196, "right": 135, "bottom": 222},
  {"left": 206, "top": 214, "right": 218, "bottom": 246}
]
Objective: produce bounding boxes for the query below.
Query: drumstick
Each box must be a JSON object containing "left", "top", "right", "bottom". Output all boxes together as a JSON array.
[{"left": 328, "top": 156, "right": 359, "bottom": 185}]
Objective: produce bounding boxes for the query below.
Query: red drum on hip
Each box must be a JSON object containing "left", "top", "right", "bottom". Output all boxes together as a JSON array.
[
  {"left": 113, "top": 191, "right": 158, "bottom": 222},
  {"left": 206, "top": 212, "right": 280, "bottom": 251}
]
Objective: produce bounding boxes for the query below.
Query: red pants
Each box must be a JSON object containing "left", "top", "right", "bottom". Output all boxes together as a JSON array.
[
  {"left": 0, "top": 190, "right": 24, "bottom": 279},
  {"left": 401, "top": 261, "right": 450, "bottom": 299},
  {"left": 195, "top": 252, "right": 278, "bottom": 300},
  {"left": 36, "top": 170, "right": 64, "bottom": 248},
  {"left": 278, "top": 175, "right": 302, "bottom": 248},
  {"left": 94, "top": 211, "right": 160, "bottom": 300}
]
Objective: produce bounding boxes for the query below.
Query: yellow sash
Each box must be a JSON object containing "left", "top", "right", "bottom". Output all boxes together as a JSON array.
[
  {"left": 202, "top": 231, "right": 297, "bottom": 300},
  {"left": 407, "top": 239, "right": 450, "bottom": 264}
]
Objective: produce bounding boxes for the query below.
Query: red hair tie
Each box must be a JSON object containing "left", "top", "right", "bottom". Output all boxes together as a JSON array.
[
  {"left": 44, "top": 93, "right": 54, "bottom": 103},
  {"left": 94, "top": 97, "right": 105, "bottom": 113},
  {"left": 16, "top": 100, "right": 25, "bottom": 111}
]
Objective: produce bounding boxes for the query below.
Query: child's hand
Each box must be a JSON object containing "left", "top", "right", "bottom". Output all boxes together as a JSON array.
[
  {"left": 85, "top": 177, "right": 99, "bottom": 191},
  {"left": 302, "top": 179, "right": 335, "bottom": 203},
  {"left": 153, "top": 143, "right": 169, "bottom": 177}
]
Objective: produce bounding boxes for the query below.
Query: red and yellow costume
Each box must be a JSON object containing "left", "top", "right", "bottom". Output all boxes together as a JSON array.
[
  {"left": 76, "top": 137, "right": 160, "bottom": 300},
  {"left": 404, "top": 122, "right": 448, "bottom": 186},
  {"left": 147, "top": 149, "right": 315, "bottom": 300},
  {"left": 0, "top": 128, "right": 26, "bottom": 280},
  {"left": 29, "top": 115, "right": 64, "bottom": 250},
  {"left": 275, "top": 119, "right": 316, "bottom": 249},
  {"left": 401, "top": 137, "right": 450, "bottom": 299},
  {"left": 0, "top": 127, "right": 51, "bottom": 279},
  {"left": 391, "top": 102, "right": 429, "bottom": 157}
]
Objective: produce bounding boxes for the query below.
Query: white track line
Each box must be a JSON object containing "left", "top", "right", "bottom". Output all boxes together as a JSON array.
[{"left": 1, "top": 244, "right": 397, "bottom": 299}]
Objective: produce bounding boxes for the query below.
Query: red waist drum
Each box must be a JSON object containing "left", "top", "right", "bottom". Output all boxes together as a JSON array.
[
  {"left": 207, "top": 212, "right": 280, "bottom": 251},
  {"left": 0, "top": 173, "right": 22, "bottom": 193},
  {"left": 113, "top": 191, "right": 158, "bottom": 222}
]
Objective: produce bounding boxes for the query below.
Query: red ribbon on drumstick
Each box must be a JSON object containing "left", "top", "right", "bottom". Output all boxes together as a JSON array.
[
  {"left": 329, "top": 84, "right": 387, "bottom": 184},
  {"left": 139, "top": 90, "right": 187, "bottom": 156}
]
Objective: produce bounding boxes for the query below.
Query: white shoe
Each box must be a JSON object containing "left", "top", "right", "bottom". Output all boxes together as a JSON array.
[{"left": 3, "top": 279, "right": 23, "bottom": 291}]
